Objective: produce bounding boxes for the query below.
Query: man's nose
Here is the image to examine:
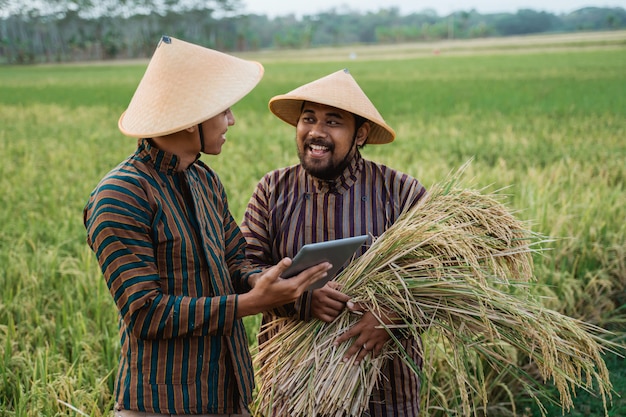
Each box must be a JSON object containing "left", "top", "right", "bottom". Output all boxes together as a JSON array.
[
  {"left": 226, "top": 109, "right": 235, "bottom": 125},
  {"left": 309, "top": 122, "right": 328, "bottom": 138}
]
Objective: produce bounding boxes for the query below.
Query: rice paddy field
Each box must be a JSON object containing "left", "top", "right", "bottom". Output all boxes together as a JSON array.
[{"left": 0, "top": 31, "right": 625, "bottom": 416}]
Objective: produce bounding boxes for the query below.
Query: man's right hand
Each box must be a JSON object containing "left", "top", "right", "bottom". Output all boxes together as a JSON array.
[
  {"left": 311, "top": 281, "right": 351, "bottom": 322},
  {"left": 237, "top": 258, "right": 331, "bottom": 318}
]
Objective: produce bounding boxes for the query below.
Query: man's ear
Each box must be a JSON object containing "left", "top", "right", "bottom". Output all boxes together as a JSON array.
[{"left": 356, "top": 122, "right": 371, "bottom": 146}]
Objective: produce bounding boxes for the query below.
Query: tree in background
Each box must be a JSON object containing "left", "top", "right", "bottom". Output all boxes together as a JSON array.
[{"left": 0, "top": 2, "right": 625, "bottom": 64}]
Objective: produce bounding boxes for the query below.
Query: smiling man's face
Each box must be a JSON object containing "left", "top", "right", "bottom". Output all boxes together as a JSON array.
[{"left": 295, "top": 102, "right": 368, "bottom": 180}]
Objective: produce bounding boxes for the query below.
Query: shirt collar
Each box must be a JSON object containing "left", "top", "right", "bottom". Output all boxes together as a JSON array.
[
  {"left": 310, "top": 151, "right": 363, "bottom": 194},
  {"left": 137, "top": 138, "right": 200, "bottom": 174}
]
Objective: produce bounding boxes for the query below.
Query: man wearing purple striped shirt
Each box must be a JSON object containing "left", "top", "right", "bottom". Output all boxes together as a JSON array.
[{"left": 241, "top": 69, "right": 427, "bottom": 416}]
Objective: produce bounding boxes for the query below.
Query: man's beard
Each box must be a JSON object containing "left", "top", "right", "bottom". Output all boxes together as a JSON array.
[{"left": 297, "top": 138, "right": 355, "bottom": 181}]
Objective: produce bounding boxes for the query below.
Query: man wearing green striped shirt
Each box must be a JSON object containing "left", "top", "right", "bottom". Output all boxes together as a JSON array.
[{"left": 83, "top": 36, "right": 330, "bottom": 417}]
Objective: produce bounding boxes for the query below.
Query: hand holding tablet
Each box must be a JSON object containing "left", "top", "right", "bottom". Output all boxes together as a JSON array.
[{"left": 281, "top": 235, "right": 368, "bottom": 290}]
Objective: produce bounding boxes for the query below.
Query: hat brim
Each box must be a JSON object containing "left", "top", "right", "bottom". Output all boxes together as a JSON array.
[
  {"left": 268, "top": 69, "right": 395, "bottom": 145},
  {"left": 269, "top": 96, "right": 395, "bottom": 145}
]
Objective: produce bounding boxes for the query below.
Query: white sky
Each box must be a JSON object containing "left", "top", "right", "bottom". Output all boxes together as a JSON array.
[{"left": 242, "top": 0, "right": 625, "bottom": 18}]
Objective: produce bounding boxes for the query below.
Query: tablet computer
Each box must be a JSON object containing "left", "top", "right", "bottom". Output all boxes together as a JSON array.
[{"left": 281, "top": 235, "right": 368, "bottom": 290}]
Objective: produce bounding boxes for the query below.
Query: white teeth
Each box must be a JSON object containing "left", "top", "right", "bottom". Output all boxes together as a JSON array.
[{"left": 310, "top": 144, "right": 328, "bottom": 151}]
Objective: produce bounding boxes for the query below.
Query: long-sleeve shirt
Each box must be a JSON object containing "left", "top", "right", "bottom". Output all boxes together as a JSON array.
[
  {"left": 241, "top": 151, "right": 427, "bottom": 416},
  {"left": 83, "top": 138, "right": 256, "bottom": 415}
]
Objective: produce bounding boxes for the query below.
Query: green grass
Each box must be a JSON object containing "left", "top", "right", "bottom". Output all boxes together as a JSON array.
[{"left": 0, "top": 34, "right": 625, "bottom": 416}]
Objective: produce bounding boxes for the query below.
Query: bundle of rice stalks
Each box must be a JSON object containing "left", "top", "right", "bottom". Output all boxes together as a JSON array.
[{"left": 252, "top": 165, "right": 615, "bottom": 417}]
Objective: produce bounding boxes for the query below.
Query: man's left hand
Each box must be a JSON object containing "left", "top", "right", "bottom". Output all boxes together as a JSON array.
[{"left": 333, "top": 302, "right": 392, "bottom": 365}]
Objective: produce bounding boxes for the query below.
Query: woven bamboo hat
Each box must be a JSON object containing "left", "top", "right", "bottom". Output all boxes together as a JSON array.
[
  {"left": 118, "top": 35, "right": 264, "bottom": 138},
  {"left": 268, "top": 68, "right": 395, "bottom": 144}
]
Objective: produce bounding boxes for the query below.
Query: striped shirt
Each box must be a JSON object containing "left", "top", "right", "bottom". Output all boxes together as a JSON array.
[
  {"left": 83, "top": 139, "right": 256, "bottom": 415},
  {"left": 241, "top": 151, "right": 427, "bottom": 416}
]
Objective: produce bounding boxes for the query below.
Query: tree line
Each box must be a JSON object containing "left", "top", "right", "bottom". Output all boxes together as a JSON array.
[{"left": 1, "top": 0, "right": 625, "bottom": 64}]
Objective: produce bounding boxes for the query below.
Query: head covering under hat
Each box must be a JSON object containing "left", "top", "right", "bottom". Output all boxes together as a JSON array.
[
  {"left": 119, "top": 35, "right": 264, "bottom": 138},
  {"left": 268, "top": 68, "right": 395, "bottom": 144}
]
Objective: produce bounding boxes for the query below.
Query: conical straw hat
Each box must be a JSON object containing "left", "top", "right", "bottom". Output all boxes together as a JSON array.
[
  {"left": 268, "top": 69, "right": 395, "bottom": 144},
  {"left": 119, "top": 35, "right": 264, "bottom": 138}
]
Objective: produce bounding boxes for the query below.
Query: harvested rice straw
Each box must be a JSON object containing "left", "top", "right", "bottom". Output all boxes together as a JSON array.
[{"left": 252, "top": 166, "right": 615, "bottom": 417}]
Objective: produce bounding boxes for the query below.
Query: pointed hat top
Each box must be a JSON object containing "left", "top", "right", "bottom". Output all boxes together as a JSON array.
[{"left": 119, "top": 35, "right": 264, "bottom": 138}]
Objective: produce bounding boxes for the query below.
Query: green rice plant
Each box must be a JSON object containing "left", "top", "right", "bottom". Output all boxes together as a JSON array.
[
  {"left": 253, "top": 164, "right": 616, "bottom": 417},
  {"left": 0, "top": 37, "right": 624, "bottom": 416}
]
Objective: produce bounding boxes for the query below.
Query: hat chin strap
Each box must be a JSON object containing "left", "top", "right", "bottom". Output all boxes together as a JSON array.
[{"left": 198, "top": 123, "right": 205, "bottom": 151}]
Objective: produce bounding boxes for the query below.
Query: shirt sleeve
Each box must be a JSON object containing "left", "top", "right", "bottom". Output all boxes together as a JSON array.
[
  {"left": 397, "top": 173, "right": 427, "bottom": 214},
  {"left": 241, "top": 173, "right": 275, "bottom": 268},
  {"left": 83, "top": 175, "right": 240, "bottom": 340},
  {"left": 241, "top": 173, "right": 298, "bottom": 318},
  {"left": 220, "top": 186, "right": 261, "bottom": 293}
]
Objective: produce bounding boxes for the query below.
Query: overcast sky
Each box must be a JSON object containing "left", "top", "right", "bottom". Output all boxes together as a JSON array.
[{"left": 242, "top": 0, "right": 624, "bottom": 18}]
